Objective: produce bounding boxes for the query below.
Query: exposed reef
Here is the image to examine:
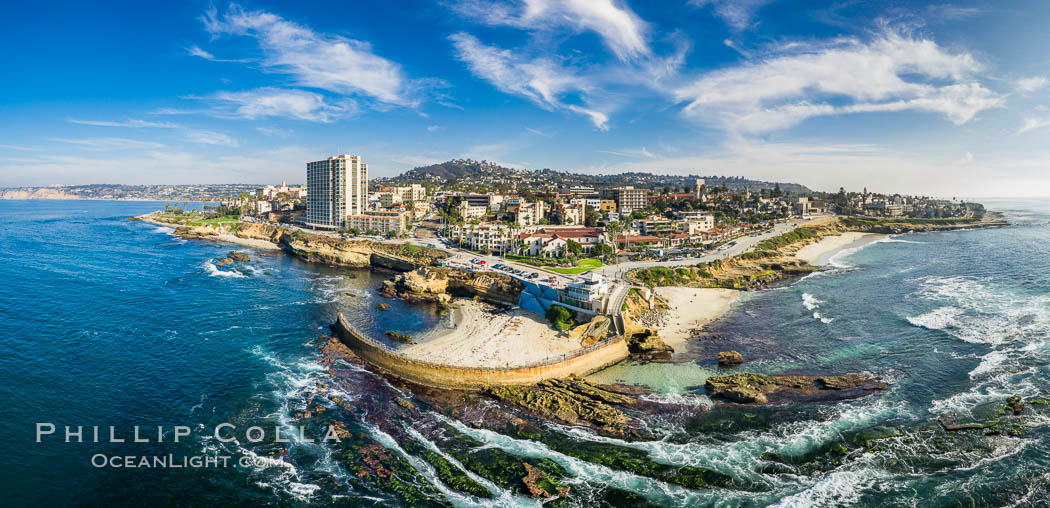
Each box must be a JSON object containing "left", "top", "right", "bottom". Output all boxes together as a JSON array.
[{"left": 705, "top": 372, "right": 888, "bottom": 404}]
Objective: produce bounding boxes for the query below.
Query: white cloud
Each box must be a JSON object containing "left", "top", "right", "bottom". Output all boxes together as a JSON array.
[
  {"left": 953, "top": 151, "right": 974, "bottom": 165},
  {"left": 426, "top": 125, "right": 441, "bottom": 132},
  {"left": 1015, "top": 76, "right": 1048, "bottom": 94},
  {"left": 51, "top": 138, "right": 166, "bottom": 150},
  {"left": 0, "top": 144, "right": 42, "bottom": 151},
  {"left": 203, "top": 4, "right": 420, "bottom": 107},
  {"left": 200, "top": 88, "right": 357, "bottom": 122},
  {"left": 186, "top": 130, "right": 238, "bottom": 147},
  {"left": 68, "top": 118, "right": 179, "bottom": 128},
  {"left": 453, "top": 0, "right": 650, "bottom": 61},
  {"left": 187, "top": 44, "right": 216, "bottom": 60},
  {"left": 255, "top": 126, "right": 292, "bottom": 137},
  {"left": 449, "top": 32, "right": 609, "bottom": 129},
  {"left": 674, "top": 28, "right": 1001, "bottom": 134},
  {"left": 689, "top": 0, "right": 772, "bottom": 31},
  {"left": 1016, "top": 116, "right": 1050, "bottom": 136},
  {"left": 525, "top": 127, "right": 554, "bottom": 137},
  {"left": 597, "top": 146, "right": 655, "bottom": 158}
]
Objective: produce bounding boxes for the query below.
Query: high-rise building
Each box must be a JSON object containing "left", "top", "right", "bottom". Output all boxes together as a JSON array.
[
  {"left": 305, "top": 154, "right": 368, "bottom": 230},
  {"left": 601, "top": 186, "right": 646, "bottom": 213}
]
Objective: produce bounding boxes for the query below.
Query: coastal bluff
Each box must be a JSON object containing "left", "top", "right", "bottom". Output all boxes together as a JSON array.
[
  {"left": 329, "top": 313, "right": 629, "bottom": 390},
  {"left": 136, "top": 213, "right": 448, "bottom": 270}
]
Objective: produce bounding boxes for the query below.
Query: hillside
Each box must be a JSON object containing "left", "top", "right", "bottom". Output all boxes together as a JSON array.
[{"left": 374, "top": 159, "right": 812, "bottom": 194}]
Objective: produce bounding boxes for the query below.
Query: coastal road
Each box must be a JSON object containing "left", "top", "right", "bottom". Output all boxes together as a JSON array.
[{"left": 591, "top": 220, "right": 801, "bottom": 279}]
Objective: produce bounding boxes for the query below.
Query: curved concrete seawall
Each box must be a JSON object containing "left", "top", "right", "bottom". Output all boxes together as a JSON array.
[{"left": 330, "top": 313, "right": 629, "bottom": 390}]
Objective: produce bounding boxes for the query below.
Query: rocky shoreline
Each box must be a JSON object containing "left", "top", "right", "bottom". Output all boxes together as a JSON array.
[{"left": 134, "top": 212, "right": 449, "bottom": 271}]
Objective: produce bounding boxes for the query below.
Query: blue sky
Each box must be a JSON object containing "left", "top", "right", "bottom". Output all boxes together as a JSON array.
[{"left": 2, "top": 0, "right": 1049, "bottom": 196}]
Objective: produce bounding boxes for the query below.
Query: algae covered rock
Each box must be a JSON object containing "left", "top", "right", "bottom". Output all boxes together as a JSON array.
[
  {"left": 705, "top": 372, "right": 886, "bottom": 404},
  {"left": 227, "top": 250, "right": 251, "bottom": 262},
  {"left": 718, "top": 350, "right": 744, "bottom": 365},
  {"left": 627, "top": 329, "right": 673, "bottom": 361},
  {"left": 485, "top": 377, "right": 636, "bottom": 435}
]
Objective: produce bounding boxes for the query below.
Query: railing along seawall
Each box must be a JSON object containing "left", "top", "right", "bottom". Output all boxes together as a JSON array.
[{"left": 331, "top": 313, "right": 629, "bottom": 389}]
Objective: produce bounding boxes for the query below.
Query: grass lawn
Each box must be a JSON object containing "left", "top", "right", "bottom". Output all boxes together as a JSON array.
[
  {"left": 548, "top": 258, "right": 603, "bottom": 274},
  {"left": 191, "top": 215, "right": 241, "bottom": 225}
]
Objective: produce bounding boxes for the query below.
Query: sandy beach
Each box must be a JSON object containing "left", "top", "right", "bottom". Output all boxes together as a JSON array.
[
  {"left": 400, "top": 300, "right": 580, "bottom": 368},
  {"left": 794, "top": 232, "right": 883, "bottom": 266},
  {"left": 654, "top": 287, "right": 739, "bottom": 351}
]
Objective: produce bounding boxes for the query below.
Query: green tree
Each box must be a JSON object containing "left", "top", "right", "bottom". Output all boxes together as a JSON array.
[
  {"left": 566, "top": 239, "right": 582, "bottom": 258},
  {"left": 545, "top": 305, "right": 575, "bottom": 330}
]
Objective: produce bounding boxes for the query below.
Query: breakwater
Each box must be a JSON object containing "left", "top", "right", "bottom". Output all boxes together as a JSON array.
[{"left": 330, "top": 312, "right": 629, "bottom": 389}]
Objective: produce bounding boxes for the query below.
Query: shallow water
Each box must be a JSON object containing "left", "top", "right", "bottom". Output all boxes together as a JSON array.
[{"left": 4, "top": 198, "right": 1050, "bottom": 506}]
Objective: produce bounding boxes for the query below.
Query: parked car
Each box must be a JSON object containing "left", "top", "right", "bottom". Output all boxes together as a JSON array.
[{"left": 528, "top": 273, "right": 539, "bottom": 279}]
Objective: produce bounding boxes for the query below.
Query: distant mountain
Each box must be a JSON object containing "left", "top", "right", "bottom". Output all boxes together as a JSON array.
[{"left": 374, "top": 159, "right": 813, "bottom": 194}]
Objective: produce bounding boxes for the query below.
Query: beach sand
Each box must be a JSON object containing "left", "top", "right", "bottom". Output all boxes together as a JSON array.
[
  {"left": 794, "top": 232, "right": 883, "bottom": 266},
  {"left": 400, "top": 300, "right": 580, "bottom": 368},
  {"left": 654, "top": 287, "right": 739, "bottom": 351}
]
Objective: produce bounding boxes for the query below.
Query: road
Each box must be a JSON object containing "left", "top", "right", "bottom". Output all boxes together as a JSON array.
[{"left": 591, "top": 220, "right": 800, "bottom": 278}]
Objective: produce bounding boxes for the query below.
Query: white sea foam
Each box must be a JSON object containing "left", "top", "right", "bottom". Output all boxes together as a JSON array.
[
  {"left": 968, "top": 351, "right": 1009, "bottom": 379},
  {"left": 907, "top": 306, "right": 962, "bottom": 332},
  {"left": 770, "top": 469, "right": 884, "bottom": 508},
  {"left": 813, "top": 312, "right": 834, "bottom": 324},
  {"left": 202, "top": 261, "right": 245, "bottom": 278},
  {"left": 801, "top": 293, "right": 822, "bottom": 311}
]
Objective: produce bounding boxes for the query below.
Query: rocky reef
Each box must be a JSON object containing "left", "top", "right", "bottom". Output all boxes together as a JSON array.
[
  {"left": 718, "top": 350, "right": 744, "bottom": 365},
  {"left": 485, "top": 376, "right": 639, "bottom": 436},
  {"left": 705, "top": 372, "right": 888, "bottom": 404},
  {"left": 144, "top": 214, "right": 448, "bottom": 271},
  {"left": 626, "top": 329, "right": 674, "bottom": 361},
  {"left": 381, "top": 265, "right": 524, "bottom": 307}
]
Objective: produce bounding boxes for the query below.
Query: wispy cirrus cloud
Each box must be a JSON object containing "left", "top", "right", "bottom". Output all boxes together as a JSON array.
[
  {"left": 182, "top": 87, "right": 358, "bottom": 123},
  {"left": 202, "top": 4, "right": 425, "bottom": 107},
  {"left": 450, "top": 32, "right": 609, "bottom": 130},
  {"left": 1015, "top": 76, "right": 1048, "bottom": 94},
  {"left": 51, "top": 137, "right": 166, "bottom": 150},
  {"left": 186, "top": 130, "right": 238, "bottom": 147},
  {"left": 674, "top": 26, "right": 1001, "bottom": 134},
  {"left": 689, "top": 0, "right": 773, "bottom": 31},
  {"left": 1015, "top": 116, "right": 1050, "bottom": 136},
  {"left": 185, "top": 44, "right": 252, "bottom": 63},
  {"left": 68, "top": 118, "right": 179, "bottom": 128},
  {"left": 451, "top": 0, "right": 650, "bottom": 61}
]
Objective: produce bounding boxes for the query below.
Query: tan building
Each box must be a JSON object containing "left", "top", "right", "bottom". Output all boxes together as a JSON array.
[
  {"left": 348, "top": 210, "right": 406, "bottom": 236},
  {"left": 602, "top": 187, "right": 646, "bottom": 213},
  {"left": 305, "top": 154, "right": 367, "bottom": 229}
]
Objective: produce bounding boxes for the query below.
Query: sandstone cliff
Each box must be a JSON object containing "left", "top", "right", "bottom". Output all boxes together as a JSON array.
[
  {"left": 146, "top": 213, "right": 448, "bottom": 271},
  {"left": 382, "top": 266, "right": 524, "bottom": 307}
]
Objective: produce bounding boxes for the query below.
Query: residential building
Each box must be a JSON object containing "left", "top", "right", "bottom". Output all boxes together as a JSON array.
[
  {"left": 305, "top": 154, "right": 367, "bottom": 230},
  {"left": 506, "top": 201, "right": 545, "bottom": 226},
  {"left": 602, "top": 186, "right": 647, "bottom": 213},
  {"left": 636, "top": 217, "right": 674, "bottom": 236},
  {"left": 561, "top": 273, "right": 609, "bottom": 312},
  {"left": 519, "top": 227, "right": 606, "bottom": 257},
  {"left": 449, "top": 223, "right": 521, "bottom": 253},
  {"left": 599, "top": 199, "right": 618, "bottom": 212},
  {"left": 347, "top": 210, "right": 407, "bottom": 236}
]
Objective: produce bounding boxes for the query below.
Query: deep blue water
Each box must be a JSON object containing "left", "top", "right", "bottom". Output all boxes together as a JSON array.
[{"left": 3, "top": 199, "right": 1049, "bottom": 507}]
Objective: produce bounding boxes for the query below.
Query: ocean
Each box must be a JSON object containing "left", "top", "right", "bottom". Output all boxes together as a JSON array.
[{"left": 2, "top": 198, "right": 1049, "bottom": 507}]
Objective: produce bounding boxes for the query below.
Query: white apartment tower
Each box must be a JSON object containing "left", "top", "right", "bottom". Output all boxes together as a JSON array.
[{"left": 305, "top": 154, "right": 368, "bottom": 229}]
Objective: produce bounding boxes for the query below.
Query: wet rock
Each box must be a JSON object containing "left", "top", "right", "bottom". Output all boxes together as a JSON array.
[
  {"left": 227, "top": 250, "right": 250, "bottom": 262},
  {"left": 1007, "top": 395, "right": 1025, "bottom": 415},
  {"left": 376, "top": 303, "right": 392, "bottom": 312},
  {"left": 627, "top": 329, "right": 673, "bottom": 362},
  {"left": 705, "top": 372, "right": 886, "bottom": 404},
  {"left": 521, "top": 463, "right": 570, "bottom": 498},
  {"left": 394, "top": 397, "right": 415, "bottom": 410},
  {"left": 216, "top": 257, "right": 234, "bottom": 266},
  {"left": 718, "top": 350, "right": 744, "bottom": 365},
  {"left": 485, "top": 377, "right": 637, "bottom": 436},
  {"left": 386, "top": 331, "right": 414, "bottom": 343}
]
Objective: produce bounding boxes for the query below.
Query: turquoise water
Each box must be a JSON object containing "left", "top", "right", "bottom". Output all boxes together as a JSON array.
[{"left": 3, "top": 198, "right": 1050, "bottom": 506}]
